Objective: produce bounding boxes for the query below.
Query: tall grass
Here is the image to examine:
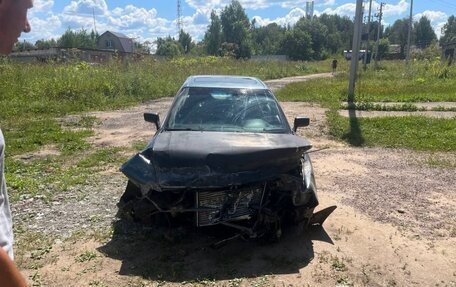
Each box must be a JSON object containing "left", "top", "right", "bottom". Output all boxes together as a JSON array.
[
  {"left": 0, "top": 57, "right": 325, "bottom": 120},
  {"left": 276, "top": 60, "right": 456, "bottom": 152},
  {"left": 0, "top": 57, "right": 328, "bottom": 156},
  {"left": 277, "top": 60, "right": 456, "bottom": 104}
]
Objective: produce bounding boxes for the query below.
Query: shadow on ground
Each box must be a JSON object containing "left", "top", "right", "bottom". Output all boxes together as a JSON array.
[
  {"left": 98, "top": 220, "right": 334, "bottom": 282},
  {"left": 343, "top": 100, "right": 365, "bottom": 146}
]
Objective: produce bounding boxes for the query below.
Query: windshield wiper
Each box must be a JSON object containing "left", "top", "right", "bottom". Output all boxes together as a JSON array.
[
  {"left": 262, "top": 128, "right": 286, "bottom": 133},
  {"left": 165, "top": 128, "right": 195, "bottom": 131}
]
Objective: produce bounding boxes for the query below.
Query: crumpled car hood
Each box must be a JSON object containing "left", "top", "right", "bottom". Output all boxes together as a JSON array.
[{"left": 121, "top": 131, "right": 312, "bottom": 190}]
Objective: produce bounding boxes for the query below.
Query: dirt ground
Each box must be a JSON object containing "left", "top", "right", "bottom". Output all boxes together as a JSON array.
[{"left": 13, "top": 75, "right": 456, "bottom": 286}]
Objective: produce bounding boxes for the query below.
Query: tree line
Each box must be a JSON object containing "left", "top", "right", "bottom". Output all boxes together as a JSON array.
[{"left": 14, "top": 0, "right": 456, "bottom": 61}]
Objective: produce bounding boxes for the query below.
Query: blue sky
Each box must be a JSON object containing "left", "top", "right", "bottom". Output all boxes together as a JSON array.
[{"left": 24, "top": 0, "right": 455, "bottom": 47}]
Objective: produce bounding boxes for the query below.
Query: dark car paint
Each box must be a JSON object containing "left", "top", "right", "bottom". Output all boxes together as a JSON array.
[{"left": 121, "top": 131, "right": 312, "bottom": 190}]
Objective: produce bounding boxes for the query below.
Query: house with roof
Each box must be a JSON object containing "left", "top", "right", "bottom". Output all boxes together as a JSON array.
[{"left": 97, "top": 31, "right": 134, "bottom": 53}]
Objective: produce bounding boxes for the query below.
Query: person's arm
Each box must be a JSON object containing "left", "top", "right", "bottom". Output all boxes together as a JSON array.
[{"left": 0, "top": 247, "right": 27, "bottom": 287}]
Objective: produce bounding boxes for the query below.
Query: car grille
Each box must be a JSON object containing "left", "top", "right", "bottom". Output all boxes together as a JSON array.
[{"left": 196, "top": 186, "right": 264, "bottom": 226}]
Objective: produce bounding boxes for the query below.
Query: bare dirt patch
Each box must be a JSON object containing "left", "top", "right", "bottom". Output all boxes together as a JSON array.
[
  {"left": 14, "top": 74, "right": 456, "bottom": 286},
  {"left": 13, "top": 145, "right": 61, "bottom": 162},
  {"left": 265, "top": 72, "right": 333, "bottom": 92}
]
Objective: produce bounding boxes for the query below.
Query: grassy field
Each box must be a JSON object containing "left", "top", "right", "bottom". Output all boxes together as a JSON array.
[
  {"left": 2, "top": 57, "right": 455, "bottom": 202},
  {"left": 0, "top": 57, "right": 328, "bottom": 201},
  {"left": 276, "top": 60, "right": 456, "bottom": 151},
  {"left": 0, "top": 56, "right": 326, "bottom": 156}
]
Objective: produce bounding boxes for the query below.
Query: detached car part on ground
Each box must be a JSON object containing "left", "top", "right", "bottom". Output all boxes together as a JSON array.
[{"left": 117, "top": 76, "right": 336, "bottom": 242}]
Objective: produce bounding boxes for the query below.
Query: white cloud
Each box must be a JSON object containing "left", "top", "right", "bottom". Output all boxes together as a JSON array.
[
  {"left": 185, "top": 0, "right": 335, "bottom": 11},
  {"left": 63, "top": 0, "right": 108, "bottom": 16},
  {"left": 252, "top": 8, "right": 306, "bottom": 27},
  {"left": 414, "top": 10, "right": 447, "bottom": 23},
  {"left": 24, "top": 15, "right": 61, "bottom": 41},
  {"left": 32, "top": 0, "right": 54, "bottom": 13},
  {"left": 383, "top": 0, "right": 408, "bottom": 16},
  {"left": 322, "top": 3, "right": 355, "bottom": 16},
  {"left": 321, "top": 0, "right": 408, "bottom": 18},
  {"left": 414, "top": 10, "right": 448, "bottom": 39},
  {"left": 58, "top": 2, "right": 173, "bottom": 42},
  {"left": 321, "top": 0, "right": 336, "bottom": 6},
  {"left": 107, "top": 5, "right": 159, "bottom": 29}
]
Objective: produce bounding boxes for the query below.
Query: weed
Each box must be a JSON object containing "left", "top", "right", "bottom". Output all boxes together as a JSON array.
[
  {"left": 342, "top": 102, "right": 426, "bottom": 112},
  {"left": 331, "top": 256, "right": 348, "bottom": 272},
  {"left": 30, "top": 272, "right": 43, "bottom": 287},
  {"left": 318, "top": 250, "right": 331, "bottom": 264},
  {"left": 30, "top": 245, "right": 52, "bottom": 261},
  {"left": 251, "top": 276, "right": 269, "bottom": 287},
  {"left": 431, "top": 106, "right": 456, "bottom": 112},
  {"left": 336, "top": 275, "right": 354, "bottom": 286},
  {"left": 13, "top": 227, "right": 55, "bottom": 269},
  {"left": 449, "top": 226, "right": 456, "bottom": 237},
  {"left": 131, "top": 140, "right": 149, "bottom": 151},
  {"left": 328, "top": 114, "right": 456, "bottom": 151},
  {"left": 75, "top": 250, "right": 98, "bottom": 262},
  {"left": 276, "top": 60, "right": 456, "bottom": 152},
  {"left": 89, "top": 280, "right": 107, "bottom": 287},
  {"left": 227, "top": 278, "right": 244, "bottom": 287}
]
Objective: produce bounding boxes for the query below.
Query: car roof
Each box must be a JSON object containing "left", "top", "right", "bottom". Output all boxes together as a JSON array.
[{"left": 183, "top": 75, "right": 268, "bottom": 90}]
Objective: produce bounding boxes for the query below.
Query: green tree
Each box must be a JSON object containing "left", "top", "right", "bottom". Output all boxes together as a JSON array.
[
  {"left": 134, "top": 41, "right": 150, "bottom": 54},
  {"left": 377, "top": 38, "right": 390, "bottom": 59},
  {"left": 57, "top": 28, "right": 97, "bottom": 49},
  {"left": 155, "top": 37, "right": 183, "bottom": 58},
  {"left": 387, "top": 18, "right": 409, "bottom": 57},
  {"left": 178, "top": 30, "right": 194, "bottom": 53},
  {"left": 294, "top": 17, "right": 328, "bottom": 60},
  {"left": 319, "top": 13, "right": 354, "bottom": 52},
  {"left": 220, "top": 0, "right": 252, "bottom": 58},
  {"left": 440, "top": 15, "right": 456, "bottom": 46},
  {"left": 282, "top": 29, "right": 313, "bottom": 60},
  {"left": 414, "top": 16, "right": 436, "bottom": 49},
  {"left": 13, "top": 40, "right": 35, "bottom": 51},
  {"left": 35, "top": 39, "right": 57, "bottom": 49},
  {"left": 251, "top": 23, "right": 286, "bottom": 55},
  {"left": 204, "top": 10, "right": 222, "bottom": 55}
]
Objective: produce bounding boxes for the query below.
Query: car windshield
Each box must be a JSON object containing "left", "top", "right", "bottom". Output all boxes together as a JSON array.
[{"left": 165, "top": 87, "right": 290, "bottom": 133}]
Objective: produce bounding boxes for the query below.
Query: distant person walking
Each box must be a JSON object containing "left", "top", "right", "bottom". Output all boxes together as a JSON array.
[
  {"left": 0, "top": 0, "right": 33, "bottom": 285},
  {"left": 331, "top": 59, "right": 338, "bottom": 75}
]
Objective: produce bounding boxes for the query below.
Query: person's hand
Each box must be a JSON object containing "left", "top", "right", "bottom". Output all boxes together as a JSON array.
[{"left": 0, "top": 247, "right": 28, "bottom": 287}]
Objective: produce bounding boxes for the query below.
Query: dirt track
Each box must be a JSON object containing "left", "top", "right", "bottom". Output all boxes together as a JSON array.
[{"left": 14, "top": 74, "right": 456, "bottom": 286}]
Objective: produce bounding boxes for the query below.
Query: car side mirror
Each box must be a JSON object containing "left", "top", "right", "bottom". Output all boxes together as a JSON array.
[
  {"left": 293, "top": 117, "right": 310, "bottom": 132},
  {"left": 144, "top": 112, "right": 160, "bottom": 130}
]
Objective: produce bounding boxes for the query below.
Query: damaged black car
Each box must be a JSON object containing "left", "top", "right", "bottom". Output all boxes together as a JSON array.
[{"left": 118, "top": 75, "right": 335, "bottom": 242}]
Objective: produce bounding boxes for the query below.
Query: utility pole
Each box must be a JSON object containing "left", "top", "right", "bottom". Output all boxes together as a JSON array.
[
  {"left": 92, "top": 8, "right": 97, "bottom": 34},
  {"left": 374, "top": 2, "right": 385, "bottom": 68},
  {"left": 363, "top": 0, "right": 373, "bottom": 70},
  {"left": 406, "top": 0, "right": 414, "bottom": 65},
  {"left": 348, "top": 0, "right": 364, "bottom": 99}
]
